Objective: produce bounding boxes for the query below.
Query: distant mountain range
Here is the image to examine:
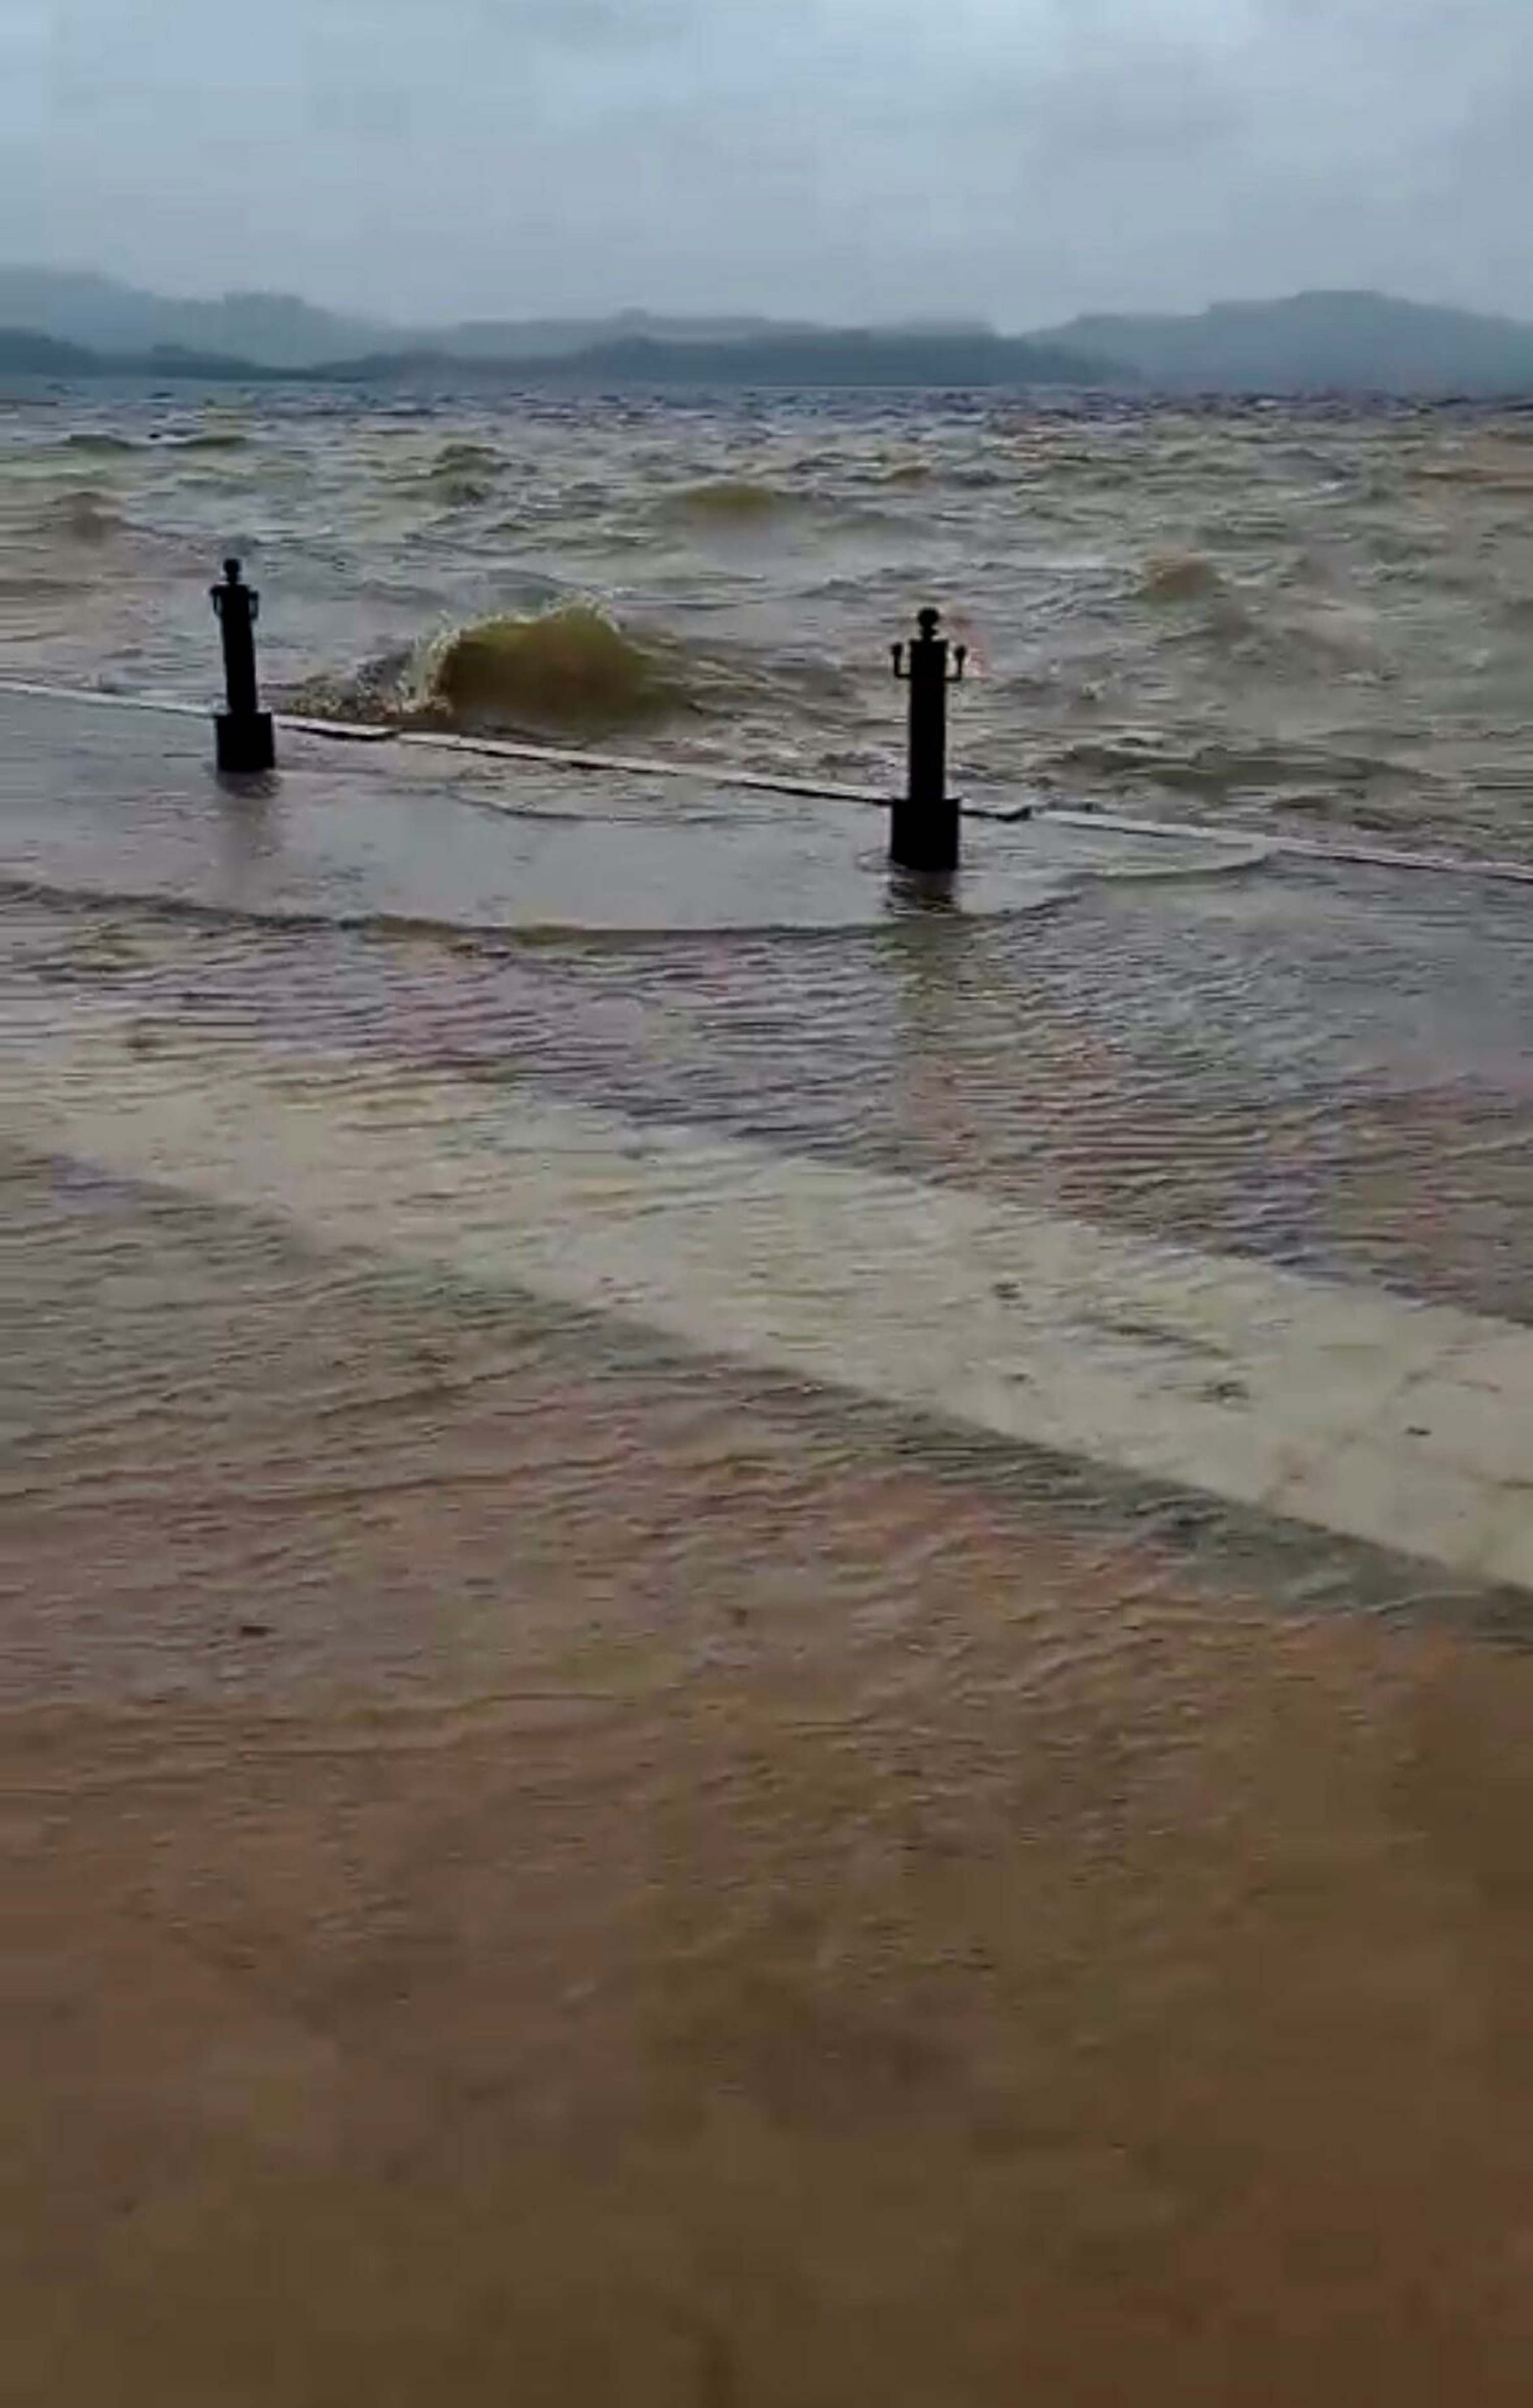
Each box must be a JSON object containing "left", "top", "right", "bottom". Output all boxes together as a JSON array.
[
  {"left": 5, "top": 270, "right": 1533, "bottom": 395},
  {"left": 0, "top": 269, "right": 1005, "bottom": 369},
  {"left": 0, "top": 329, "right": 293, "bottom": 384},
  {"left": 0, "top": 315, "right": 1119, "bottom": 396},
  {"left": 312, "top": 329, "right": 1120, "bottom": 390},
  {"left": 0, "top": 270, "right": 386, "bottom": 371},
  {"left": 1037, "top": 290, "right": 1533, "bottom": 396}
]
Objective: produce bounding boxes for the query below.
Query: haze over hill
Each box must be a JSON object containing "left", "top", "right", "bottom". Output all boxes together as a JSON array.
[
  {"left": 0, "top": 270, "right": 387, "bottom": 372},
  {"left": 6, "top": 271, "right": 1533, "bottom": 396},
  {"left": 0, "top": 269, "right": 838, "bottom": 372},
  {"left": 1040, "top": 291, "right": 1533, "bottom": 397},
  {"left": 0, "top": 320, "right": 1120, "bottom": 396},
  {"left": 310, "top": 329, "right": 1123, "bottom": 391}
]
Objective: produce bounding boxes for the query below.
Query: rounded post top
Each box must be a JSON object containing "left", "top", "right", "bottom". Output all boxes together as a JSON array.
[
  {"left": 916, "top": 606, "right": 942, "bottom": 639},
  {"left": 212, "top": 553, "right": 260, "bottom": 634}
]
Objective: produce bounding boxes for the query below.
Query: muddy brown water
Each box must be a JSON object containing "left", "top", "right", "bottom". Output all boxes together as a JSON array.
[
  {"left": 8, "top": 384, "right": 1533, "bottom": 861},
  {"left": 4, "top": 406, "right": 1533, "bottom": 2398},
  {"left": 8, "top": 1133, "right": 1533, "bottom": 2403}
]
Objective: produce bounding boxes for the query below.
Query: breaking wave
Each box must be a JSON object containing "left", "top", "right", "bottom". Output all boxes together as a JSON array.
[
  {"left": 431, "top": 441, "right": 504, "bottom": 477},
  {"left": 1141, "top": 551, "right": 1223, "bottom": 603},
  {"left": 291, "top": 605, "right": 705, "bottom": 736},
  {"left": 408, "top": 441, "right": 507, "bottom": 507},
  {"left": 162, "top": 430, "right": 251, "bottom": 454},
  {"left": 37, "top": 489, "right": 125, "bottom": 544},
  {"left": 659, "top": 478, "right": 800, "bottom": 526},
  {"left": 416, "top": 605, "right": 688, "bottom": 731}
]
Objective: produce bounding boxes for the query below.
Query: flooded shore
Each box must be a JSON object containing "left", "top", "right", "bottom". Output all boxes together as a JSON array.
[
  {"left": 5, "top": 400, "right": 1533, "bottom": 2397},
  {"left": 6, "top": 384, "right": 1533, "bottom": 861}
]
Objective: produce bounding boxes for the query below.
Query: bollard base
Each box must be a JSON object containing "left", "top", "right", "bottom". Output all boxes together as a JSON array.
[
  {"left": 889, "top": 796, "right": 960, "bottom": 876},
  {"left": 215, "top": 711, "right": 276, "bottom": 776}
]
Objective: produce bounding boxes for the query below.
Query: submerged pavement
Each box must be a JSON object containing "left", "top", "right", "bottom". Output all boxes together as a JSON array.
[
  {"left": 4, "top": 691, "right": 1533, "bottom": 2402},
  {"left": 9, "top": 1005, "right": 1531, "bottom": 1593}
]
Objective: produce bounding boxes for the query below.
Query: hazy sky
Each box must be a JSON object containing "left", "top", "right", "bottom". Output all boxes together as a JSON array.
[{"left": 8, "top": 0, "right": 1532, "bottom": 326}]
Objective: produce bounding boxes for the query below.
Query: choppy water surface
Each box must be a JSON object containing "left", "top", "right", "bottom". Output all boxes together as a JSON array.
[{"left": 6, "top": 382, "right": 1533, "bottom": 855}]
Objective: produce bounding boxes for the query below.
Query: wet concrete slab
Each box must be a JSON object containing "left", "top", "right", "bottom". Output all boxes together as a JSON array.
[
  {"left": 0, "top": 688, "right": 1258, "bottom": 933},
  {"left": 7, "top": 999, "right": 1531, "bottom": 1593}
]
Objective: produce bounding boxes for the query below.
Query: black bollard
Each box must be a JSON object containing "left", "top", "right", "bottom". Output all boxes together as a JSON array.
[
  {"left": 890, "top": 606, "right": 966, "bottom": 873},
  {"left": 211, "top": 558, "right": 275, "bottom": 774}
]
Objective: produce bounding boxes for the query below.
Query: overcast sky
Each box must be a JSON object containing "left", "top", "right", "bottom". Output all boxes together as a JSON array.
[{"left": 7, "top": 0, "right": 1532, "bottom": 327}]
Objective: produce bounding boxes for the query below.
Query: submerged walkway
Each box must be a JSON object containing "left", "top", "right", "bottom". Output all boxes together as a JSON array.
[{"left": 4, "top": 691, "right": 1533, "bottom": 2402}]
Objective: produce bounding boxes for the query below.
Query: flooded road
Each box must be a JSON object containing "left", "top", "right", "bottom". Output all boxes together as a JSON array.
[{"left": 4, "top": 692, "right": 1533, "bottom": 2400}]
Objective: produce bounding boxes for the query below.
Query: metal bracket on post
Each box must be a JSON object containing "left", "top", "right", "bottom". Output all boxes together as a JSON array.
[
  {"left": 211, "top": 558, "right": 276, "bottom": 775},
  {"left": 890, "top": 606, "right": 966, "bottom": 873}
]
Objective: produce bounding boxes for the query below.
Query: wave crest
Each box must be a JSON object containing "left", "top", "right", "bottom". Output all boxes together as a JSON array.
[
  {"left": 1141, "top": 551, "right": 1223, "bottom": 603},
  {"left": 410, "top": 441, "right": 506, "bottom": 508},
  {"left": 661, "top": 478, "right": 797, "bottom": 526},
  {"left": 39, "top": 488, "right": 124, "bottom": 544},
  {"left": 165, "top": 430, "right": 250, "bottom": 454},
  {"left": 415, "top": 604, "right": 689, "bottom": 732}
]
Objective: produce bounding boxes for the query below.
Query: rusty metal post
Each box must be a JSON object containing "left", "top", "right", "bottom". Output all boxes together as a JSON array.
[
  {"left": 212, "top": 558, "right": 275, "bottom": 774},
  {"left": 890, "top": 606, "right": 965, "bottom": 872}
]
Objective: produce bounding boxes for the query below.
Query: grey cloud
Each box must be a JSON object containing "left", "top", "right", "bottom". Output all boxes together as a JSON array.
[
  {"left": 10, "top": 0, "right": 1533, "bottom": 325},
  {"left": 1014, "top": 48, "right": 1246, "bottom": 164}
]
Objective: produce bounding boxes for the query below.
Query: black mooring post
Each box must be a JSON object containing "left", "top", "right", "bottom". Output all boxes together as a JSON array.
[
  {"left": 211, "top": 558, "right": 275, "bottom": 774},
  {"left": 890, "top": 606, "right": 966, "bottom": 872}
]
